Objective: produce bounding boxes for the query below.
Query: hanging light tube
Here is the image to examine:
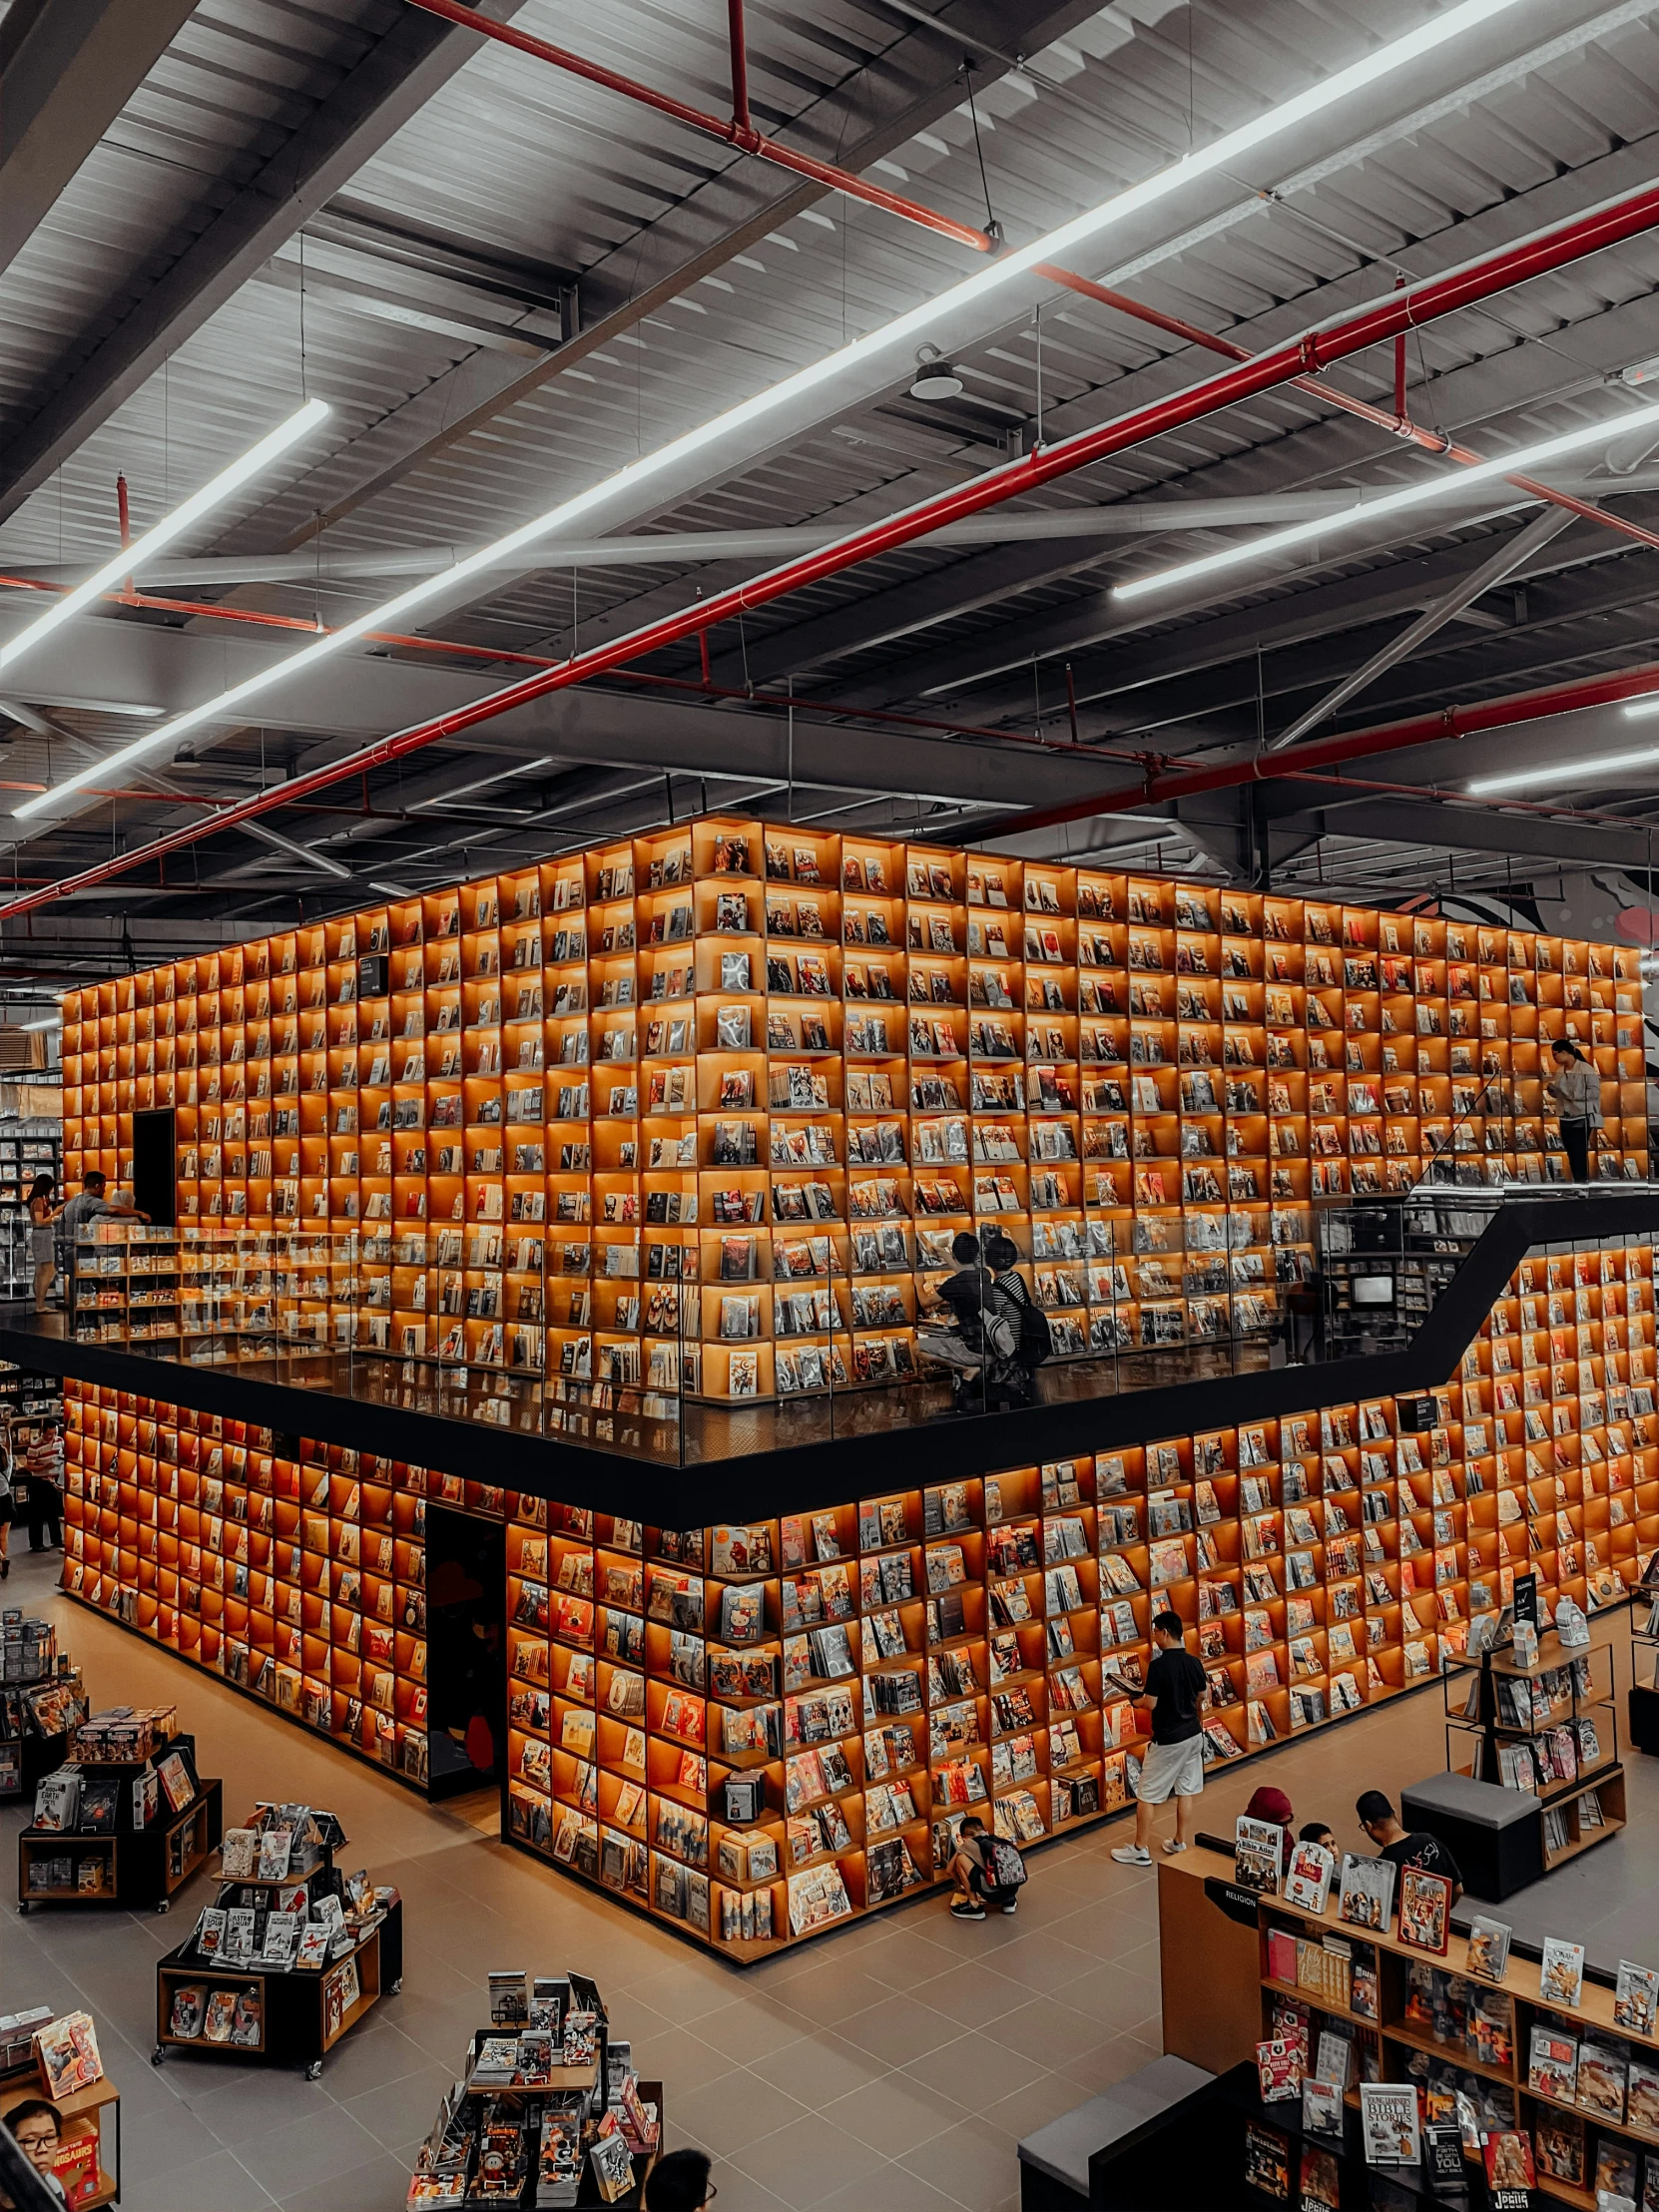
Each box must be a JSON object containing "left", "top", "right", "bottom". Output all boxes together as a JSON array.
[
  {"left": 1466, "top": 744, "right": 1659, "bottom": 796},
  {"left": 1114, "top": 401, "right": 1659, "bottom": 605},
  {"left": 0, "top": 398, "right": 330, "bottom": 680},
  {"left": 11, "top": 0, "right": 1529, "bottom": 822}
]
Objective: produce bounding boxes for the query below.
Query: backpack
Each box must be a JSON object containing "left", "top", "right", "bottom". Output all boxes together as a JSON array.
[
  {"left": 983, "top": 1836, "right": 1027, "bottom": 1891},
  {"left": 996, "top": 1275, "right": 1052, "bottom": 1364},
  {"left": 980, "top": 1287, "right": 1018, "bottom": 1363}
]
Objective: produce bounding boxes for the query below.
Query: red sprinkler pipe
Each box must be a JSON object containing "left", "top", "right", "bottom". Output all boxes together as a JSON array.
[
  {"left": 727, "top": 0, "right": 751, "bottom": 135},
  {"left": 116, "top": 472, "right": 132, "bottom": 592},
  {"left": 1036, "top": 264, "right": 1659, "bottom": 559},
  {"left": 10, "top": 176, "right": 1659, "bottom": 922},
  {"left": 400, "top": 0, "right": 995, "bottom": 253}
]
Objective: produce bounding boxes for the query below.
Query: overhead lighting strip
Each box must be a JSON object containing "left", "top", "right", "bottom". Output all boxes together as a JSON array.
[
  {"left": 1114, "top": 401, "right": 1659, "bottom": 604},
  {"left": 12, "top": 0, "right": 1529, "bottom": 822},
  {"left": 1467, "top": 744, "right": 1659, "bottom": 796},
  {"left": 0, "top": 399, "right": 330, "bottom": 679}
]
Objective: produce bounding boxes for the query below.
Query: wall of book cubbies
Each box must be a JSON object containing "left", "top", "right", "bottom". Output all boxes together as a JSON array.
[
  {"left": 59, "top": 1229, "right": 1659, "bottom": 1955},
  {"left": 57, "top": 817, "right": 1647, "bottom": 1401}
]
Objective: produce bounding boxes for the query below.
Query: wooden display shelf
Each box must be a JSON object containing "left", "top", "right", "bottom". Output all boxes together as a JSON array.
[
  {"left": 18, "top": 1777, "right": 223, "bottom": 1914},
  {"left": 153, "top": 1900, "right": 401, "bottom": 2079},
  {"left": 1163, "top": 1844, "right": 1659, "bottom": 2212}
]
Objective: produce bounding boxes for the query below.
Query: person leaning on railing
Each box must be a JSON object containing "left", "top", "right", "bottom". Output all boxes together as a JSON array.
[{"left": 1545, "top": 1039, "right": 1604, "bottom": 1183}]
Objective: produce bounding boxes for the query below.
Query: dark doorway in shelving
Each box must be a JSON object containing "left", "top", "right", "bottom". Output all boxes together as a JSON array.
[
  {"left": 426, "top": 1503, "right": 506, "bottom": 1801},
  {"left": 132, "top": 1107, "right": 176, "bottom": 1225}
]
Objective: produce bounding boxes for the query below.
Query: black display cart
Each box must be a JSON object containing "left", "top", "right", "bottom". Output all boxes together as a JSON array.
[
  {"left": 17, "top": 1734, "right": 221, "bottom": 1913},
  {"left": 152, "top": 1810, "right": 402, "bottom": 2079}
]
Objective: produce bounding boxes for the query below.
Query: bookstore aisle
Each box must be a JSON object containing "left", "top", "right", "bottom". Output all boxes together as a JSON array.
[{"left": 6, "top": 1541, "right": 1646, "bottom": 2212}]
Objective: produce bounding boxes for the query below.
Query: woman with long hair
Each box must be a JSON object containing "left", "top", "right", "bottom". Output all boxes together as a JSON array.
[
  {"left": 26, "top": 1173, "right": 59, "bottom": 1313},
  {"left": 1545, "top": 1039, "right": 1603, "bottom": 1183}
]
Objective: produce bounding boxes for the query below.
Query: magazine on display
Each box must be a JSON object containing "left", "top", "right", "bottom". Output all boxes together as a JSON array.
[
  {"left": 1359, "top": 2083, "right": 1420, "bottom": 2167},
  {"left": 1615, "top": 1960, "right": 1659, "bottom": 2037},
  {"left": 1283, "top": 1839, "right": 1335, "bottom": 1914},
  {"left": 1256, "top": 2037, "right": 1302, "bottom": 2102},
  {"left": 1396, "top": 1866, "right": 1452, "bottom": 1955},
  {"left": 1234, "top": 1815, "right": 1284, "bottom": 1895},
  {"left": 1539, "top": 1936, "right": 1586, "bottom": 2009},
  {"left": 1337, "top": 1853, "right": 1396, "bottom": 1933},
  {"left": 1481, "top": 2129, "right": 1536, "bottom": 2207},
  {"left": 1301, "top": 2077, "right": 1344, "bottom": 2140},
  {"left": 1465, "top": 1916, "right": 1513, "bottom": 1983}
]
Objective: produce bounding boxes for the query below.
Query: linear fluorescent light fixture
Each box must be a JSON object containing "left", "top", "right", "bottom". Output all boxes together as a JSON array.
[
  {"left": 11, "top": 0, "right": 1527, "bottom": 824},
  {"left": 1115, "top": 402, "right": 1659, "bottom": 605},
  {"left": 0, "top": 397, "right": 329, "bottom": 682},
  {"left": 1622, "top": 686, "right": 1659, "bottom": 723},
  {"left": 1467, "top": 743, "right": 1659, "bottom": 797}
]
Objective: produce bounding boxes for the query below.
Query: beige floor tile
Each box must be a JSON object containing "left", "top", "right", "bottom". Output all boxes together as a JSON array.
[
  {"left": 731, "top": 2111, "right": 891, "bottom": 2209},
  {"left": 819, "top": 2070, "right": 966, "bottom": 2157}
]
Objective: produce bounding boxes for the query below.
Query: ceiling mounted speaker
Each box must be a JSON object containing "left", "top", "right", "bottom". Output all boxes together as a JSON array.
[{"left": 909, "top": 345, "right": 963, "bottom": 400}]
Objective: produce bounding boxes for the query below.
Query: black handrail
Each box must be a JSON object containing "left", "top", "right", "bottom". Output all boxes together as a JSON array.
[{"left": 2, "top": 1189, "right": 1656, "bottom": 1520}]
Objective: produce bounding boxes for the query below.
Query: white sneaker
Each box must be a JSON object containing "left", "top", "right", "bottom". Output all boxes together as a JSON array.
[
  {"left": 1111, "top": 1843, "right": 1152, "bottom": 1866},
  {"left": 1162, "top": 1839, "right": 1189, "bottom": 1855}
]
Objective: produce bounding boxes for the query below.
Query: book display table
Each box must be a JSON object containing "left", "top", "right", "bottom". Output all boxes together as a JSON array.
[
  {"left": 153, "top": 1803, "right": 401, "bottom": 2078},
  {"left": 17, "top": 1715, "right": 221, "bottom": 1914},
  {"left": 1, "top": 1613, "right": 87, "bottom": 1800},
  {"left": 1160, "top": 1843, "right": 1659, "bottom": 2209},
  {"left": 406, "top": 1970, "right": 660, "bottom": 2207}
]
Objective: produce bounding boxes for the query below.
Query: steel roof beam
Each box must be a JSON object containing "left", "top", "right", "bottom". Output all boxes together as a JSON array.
[
  {"left": 0, "top": 0, "right": 539, "bottom": 527},
  {"left": 1249, "top": 787, "right": 1659, "bottom": 870},
  {"left": 0, "top": 0, "right": 198, "bottom": 285}
]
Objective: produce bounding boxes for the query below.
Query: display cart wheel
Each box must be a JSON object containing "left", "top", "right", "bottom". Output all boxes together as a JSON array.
[
  {"left": 388, "top": 1977, "right": 402, "bottom": 1996},
  {"left": 305, "top": 2060, "right": 322, "bottom": 2081},
  {"left": 156, "top": 1899, "right": 170, "bottom": 1915},
  {"left": 17, "top": 1901, "right": 28, "bottom": 1915},
  {"left": 151, "top": 2046, "right": 165, "bottom": 2066}
]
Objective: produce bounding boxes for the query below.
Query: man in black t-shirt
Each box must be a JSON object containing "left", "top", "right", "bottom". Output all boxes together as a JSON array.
[
  {"left": 1357, "top": 1790, "right": 1463, "bottom": 1902},
  {"left": 1111, "top": 1610, "right": 1207, "bottom": 1866}
]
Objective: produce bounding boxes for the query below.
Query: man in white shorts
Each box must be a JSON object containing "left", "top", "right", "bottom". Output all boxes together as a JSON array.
[{"left": 1111, "top": 1610, "right": 1206, "bottom": 1866}]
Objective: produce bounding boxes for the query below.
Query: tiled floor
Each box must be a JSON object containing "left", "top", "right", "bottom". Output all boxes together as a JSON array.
[{"left": 4, "top": 1541, "right": 1647, "bottom": 2212}]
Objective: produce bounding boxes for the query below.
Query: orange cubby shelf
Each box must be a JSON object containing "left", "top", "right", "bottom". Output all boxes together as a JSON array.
[{"left": 56, "top": 823, "right": 1647, "bottom": 1404}]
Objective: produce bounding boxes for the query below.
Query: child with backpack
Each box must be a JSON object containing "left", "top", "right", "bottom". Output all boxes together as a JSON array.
[{"left": 948, "top": 1813, "right": 1027, "bottom": 1919}]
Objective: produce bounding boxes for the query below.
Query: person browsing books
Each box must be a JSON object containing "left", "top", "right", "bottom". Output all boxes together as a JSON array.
[
  {"left": 930, "top": 1231, "right": 1021, "bottom": 1411},
  {"left": 947, "top": 1813, "right": 1020, "bottom": 1919},
  {"left": 1299, "top": 1820, "right": 1338, "bottom": 1856},
  {"left": 1356, "top": 1790, "right": 1462, "bottom": 1901},
  {"left": 1544, "top": 1038, "right": 1602, "bottom": 1183},
  {"left": 1111, "top": 1611, "right": 1206, "bottom": 1865}
]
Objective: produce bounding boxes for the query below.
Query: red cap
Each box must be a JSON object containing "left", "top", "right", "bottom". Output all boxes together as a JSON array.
[{"left": 1246, "top": 1786, "right": 1294, "bottom": 1826}]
